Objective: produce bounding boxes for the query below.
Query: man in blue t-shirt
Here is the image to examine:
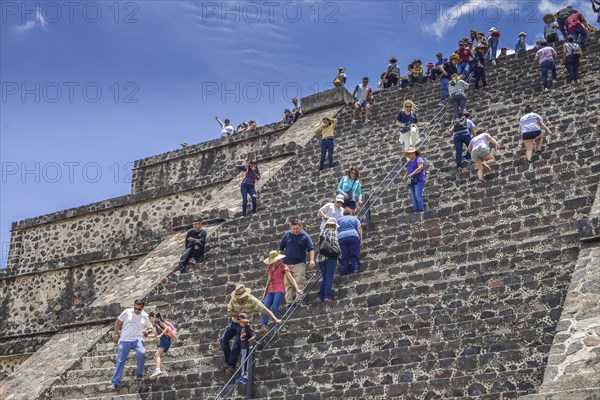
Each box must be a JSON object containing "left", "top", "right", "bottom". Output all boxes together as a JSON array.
[{"left": 278, "top": 219, "right": 315, "bottom": 305}]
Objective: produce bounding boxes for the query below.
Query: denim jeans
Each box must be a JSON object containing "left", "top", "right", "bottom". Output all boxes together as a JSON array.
[
  {"left": 409, "top": 180, "right": 426, "bottom": 212},
  {"left": 454, "top": 131, "right": 472, "bottom": 168},
  {"left": 319, "top": 138, "right": 334, "bottom": 170},
  {"left": 262, "top": 291, "right": 285, "bottom": 327},
  {"left": 111, "top": 339, "right": 146, "bottom": 387},
  {"left": 221, "top": 322, "right": 243, "bottom": 368},
  {"left": 339, "top": 236, "right": 360, "bottom": 275},
  {"left": 569, "top": 26, "right": 588, "bottom": 44},
  {"left": 450, "top": 92, "right": 467, "bottom": 119},
  {"left": 487, "top": 37, "right": 499, "bottom": 62},
  {"left": 564, "top": 55, "right": 581, "bottom": 81},
  {"left": 440, "top": 78, "right": 450, "bottom": 101},
  {"left": 539, "top": 60, "right": 557, "bottom": 89},
  {"left": 384, "top": 74, "right": 399, "bottom": 88},
  {"left": 318, "top": 259, "right": 337, "bottom": 300},
  {"left": 175, "top": 243, "right": 205, "bottom": 273},
  {"left": 240, "top": 183, "right": 257, "bottom": 216},
  {"left": 457, "top": 61, "right": 470, "bottom": 77}
]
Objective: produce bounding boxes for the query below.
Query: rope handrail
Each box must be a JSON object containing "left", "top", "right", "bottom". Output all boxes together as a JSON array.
[{"left": 213, "top": 69, "right": 476, "bottom": 399}]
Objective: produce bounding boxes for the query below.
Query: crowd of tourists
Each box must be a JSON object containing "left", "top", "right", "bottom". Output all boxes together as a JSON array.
[{"left": 110, "top": 5, "right": 596, "bottom": 390}]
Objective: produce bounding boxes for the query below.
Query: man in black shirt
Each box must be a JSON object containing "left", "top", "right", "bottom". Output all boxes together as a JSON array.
[{"left": 172, "top": 219, "right": 207, "bottom": 278}]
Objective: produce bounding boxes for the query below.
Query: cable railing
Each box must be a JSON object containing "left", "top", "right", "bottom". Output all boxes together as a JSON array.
[{"left": 213, "top": 68, "right": 474, "bottom": 399}]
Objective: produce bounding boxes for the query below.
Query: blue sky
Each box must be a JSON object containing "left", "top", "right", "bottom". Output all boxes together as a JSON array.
[{"left": 0, "top": 0, "right": 595, "bottom": 267}]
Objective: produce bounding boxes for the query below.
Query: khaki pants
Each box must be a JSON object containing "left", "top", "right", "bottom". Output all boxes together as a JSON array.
[{"left": 285, "top": 263, "right": 306, "bottom": 304}]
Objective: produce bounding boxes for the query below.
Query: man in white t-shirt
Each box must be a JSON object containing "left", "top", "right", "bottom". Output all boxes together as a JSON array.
[
  {"left": 533, "top": 41, "right": 558, "bottom": 92},
  {"left": 317, "top": 194, "right": 345, "bottom": 233},
  {"left": 351, "top": 77, "right": 373, "bottom": 124},
  {"left": 111, "top": 299, "right": 153, "bottom": 389},
  {"left": 216, "top": 116, "right": 235, "bottom": 138}
]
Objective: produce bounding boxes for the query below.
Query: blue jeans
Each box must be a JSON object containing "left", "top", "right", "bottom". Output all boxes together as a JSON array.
[
  {"left": 339, "top": 236, "right": 360, "bottom": 275},
  {"left": 450, "top": 92, "right": 467, "bottom": 119},
  {"left": 565, "top": 55, "right": 581, "bottom": 81},
  {"left": 454, "top": 131, "right": 472, "bottom": 169},
  {"left": 440, "top": 78, "right": 450, "bottom": 101},
  {"left": 318, "top": 259, "right": 337, "bottom": 300},
  {"left": 111, "top": 339, "right": 146, "bottom": 387},
  {"left": 240, "top": 183, "right": 257, "bottom": 216},
  {"left": 487, "top": 37, "right": 499, "bottom": 62},
  {"left": 457, "top": 61, "right": 470, "bottom": 77},
  {"left": 539, "top": 60, "right": 557, "bottom": 89},
  {"left": 262, "top": 291, "right": 285, "bottom": 327},
  {"left": 221, "top": 322, "right": 243, "bottom": 368},
  {"left": 409, "top": 180, "right": 426, "bottom": 212},
  {"left": 569, "top": 26, "right": 588, "bottom": 44},
  {"left": 319, "top": 138, "right": 334, "bottom": 170}
]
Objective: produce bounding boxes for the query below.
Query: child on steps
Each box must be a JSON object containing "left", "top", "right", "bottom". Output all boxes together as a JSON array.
[{"left": 148, "top": 312, "right": 174, "bottom": 380}]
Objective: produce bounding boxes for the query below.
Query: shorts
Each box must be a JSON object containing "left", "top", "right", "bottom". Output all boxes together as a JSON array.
[
  {"left": 522, "top": 130, "right": 542, "bottom": 141},
  {"left": 158, "top": 336, "right": 171, "bottom": 353},
  {"left": 355, "top": 99, "right": 371, "bottom": 109},
  {"left": 471, "top": 146, "right": 491, "bottom": 162}
]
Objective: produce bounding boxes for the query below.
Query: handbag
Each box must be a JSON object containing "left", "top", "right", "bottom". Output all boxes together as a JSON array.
[{"left": 319, "top": 235, "right": 340, "bottom": 258}]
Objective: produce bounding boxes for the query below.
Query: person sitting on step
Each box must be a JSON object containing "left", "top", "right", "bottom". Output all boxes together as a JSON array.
[
  {"left": 351, "top": 77, "right": 374, "bottom": 124},
  {"left": 172, "top": 218, "right": 207, "bottom": 278},
  {"left": 467, "top": 127, "right": 500, "bottom": 183}
]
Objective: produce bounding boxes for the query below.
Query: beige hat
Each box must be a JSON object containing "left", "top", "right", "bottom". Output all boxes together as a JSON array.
[
  {"left": 231, "top": 284, "right": 252, "bottom": 299},
  {"left": 325, "top": 217, "right": 339, "bottom": 227},
  {"left": 263, "top": 250, "right": 286, "bottom": 265},
  {"left": 403, "top": 147, "right": 421, "bottom": 157}
]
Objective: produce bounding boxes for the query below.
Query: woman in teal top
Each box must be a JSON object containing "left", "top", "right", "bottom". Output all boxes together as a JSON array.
[{"left": 337, "top": 166, "right": 363, "bottom": 210}]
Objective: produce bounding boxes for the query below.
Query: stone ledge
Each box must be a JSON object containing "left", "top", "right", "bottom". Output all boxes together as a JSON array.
[
  {"left": 521, "top": 387, "right": 600, "bottom": 400},
  {"left": 301, "top": 86, "right": 354, "bottom": 115}
]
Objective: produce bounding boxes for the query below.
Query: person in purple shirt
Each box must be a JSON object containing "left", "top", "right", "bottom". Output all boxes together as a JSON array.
[
  {"left": 237, "top": 161, "right": 260, "bottom": 217},
  {"left": 403, "top": 147, "right": 426, "bottom": 214}
]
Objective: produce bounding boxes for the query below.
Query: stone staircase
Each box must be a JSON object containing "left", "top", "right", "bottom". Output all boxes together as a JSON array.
[{"left": 16, "top": 33, "right": 600, "bottom": 399}]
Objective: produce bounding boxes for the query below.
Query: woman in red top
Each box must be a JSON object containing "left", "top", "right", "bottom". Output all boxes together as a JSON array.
[{"left": 260, "top": 251, "right": 303, "bottom": 333}]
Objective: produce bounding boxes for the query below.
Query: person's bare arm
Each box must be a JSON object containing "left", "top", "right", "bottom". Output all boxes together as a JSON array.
[
  {"left": 357, "top": 226, "right": 363, "bottom": 242},
  {"left": 487, "top": 134, "right": 500, "bottom": 148},
  {"left": 284, "top": 270, "right": 303, "bottom": 294},
  {"left": 537, "top": 118, "right": 553, "bottom": 135},
  {"left": 262, "top": 306, "right": 282, "bottom": 324},
  {"left": 113, "top": 319, "right": 122, "bottom": 344},
  {"left": 467, "top": 143, "right": 473, "bottom": 153}
]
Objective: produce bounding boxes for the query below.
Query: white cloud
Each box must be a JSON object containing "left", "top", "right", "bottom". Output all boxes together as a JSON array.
[
  {"left": 15, "top": 8, "right": 47, "bottom": 34},
  {"left": 421, "top": 0, "right": 489, "bottom": 38},
  {"left": 538, "top": 0, "right": 589, "bottom": 15}
]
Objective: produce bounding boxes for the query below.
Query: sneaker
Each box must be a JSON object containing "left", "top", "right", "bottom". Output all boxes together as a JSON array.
[
  {"left": 482, "top": 162, "right": 491, "bottom": 172},
  {"left": 134, "top": 375, "right": 144, "bottom": 381},
  {"left": 315, "top": 297, "right": 322, "bottom": 303},
  {"left": 113, "top": 383, "right": 121, "bottom": 390},
  {"left": 172, "top": 270, "right": 181, "bottom": 278},
  {"left": 351, "top": 119, "right": 357, "bottom": 125},
  {"left": 438, "top": 101, "right": 445, "bottom": 106},
  {"left": 161, "top": 371, "right": 168, "bottom": 378},
  {"left": 543, "top": 88, "right": 550, "bottom": 92},
  {"left": 224, "top": 365, "right": 235, "bottom": 374},
  {"left": 189, "top": 257, "right": 197, "bottom": 265},
  {"left": 150, "top": 369, "right": 162, "bottom": 380},
  {"left": 324, "top": 297, "right": 333, "bottom": 303},
  {"left": 364, "top": 119, "right": 371, "bottom": 123},
  {"left": 238, "top": 376, "right": 248, "bottom": 384},
  {"left": 552, "top": 79, "right": 557, "bottom": 84}
]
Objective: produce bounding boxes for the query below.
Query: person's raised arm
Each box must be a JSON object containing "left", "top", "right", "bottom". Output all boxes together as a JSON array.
[
  {"left": 331, "top": 118, "right": 338, "bottom": 130},
  {"left": 215, "top": 116, "right": 223, "bottom": 127},
  {"left": 487, "top": 134, "right": 500, "bottom": 148}
]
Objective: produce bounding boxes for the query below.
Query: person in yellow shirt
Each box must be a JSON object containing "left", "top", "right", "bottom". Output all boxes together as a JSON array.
[
  {"left": 409, "top": 59, "right": 424, "bottom": 85},
  {"left": 315, "top": 117, "right": 338, "bottom": 170}
]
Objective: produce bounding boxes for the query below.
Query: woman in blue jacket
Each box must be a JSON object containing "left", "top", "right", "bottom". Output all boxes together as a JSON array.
[{"left": 337, "top": 166, "right": 363, "bottom": 210}]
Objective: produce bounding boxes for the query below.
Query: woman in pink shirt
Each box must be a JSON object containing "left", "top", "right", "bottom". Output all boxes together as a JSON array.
[{"left": 260, "top": 251, "right": 302, "bottom": 333}]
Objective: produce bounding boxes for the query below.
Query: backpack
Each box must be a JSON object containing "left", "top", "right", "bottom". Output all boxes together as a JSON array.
[
  {"left": 158, "top": 320, "right": 178, "bottom": 339},
  {"left": 453, "top": 119, "right": 469, "bottom": 133},
  {"left": 567, "top": 43, "right": 582, "bottom": 58},
  {"left": 319, "top": 234, "right": 340, "bottom": 258}
]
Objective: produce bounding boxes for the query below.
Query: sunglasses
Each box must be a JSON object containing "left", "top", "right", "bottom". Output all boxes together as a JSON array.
[{"left": 405, "top": 105, "right": 412, "bottom": 108}]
